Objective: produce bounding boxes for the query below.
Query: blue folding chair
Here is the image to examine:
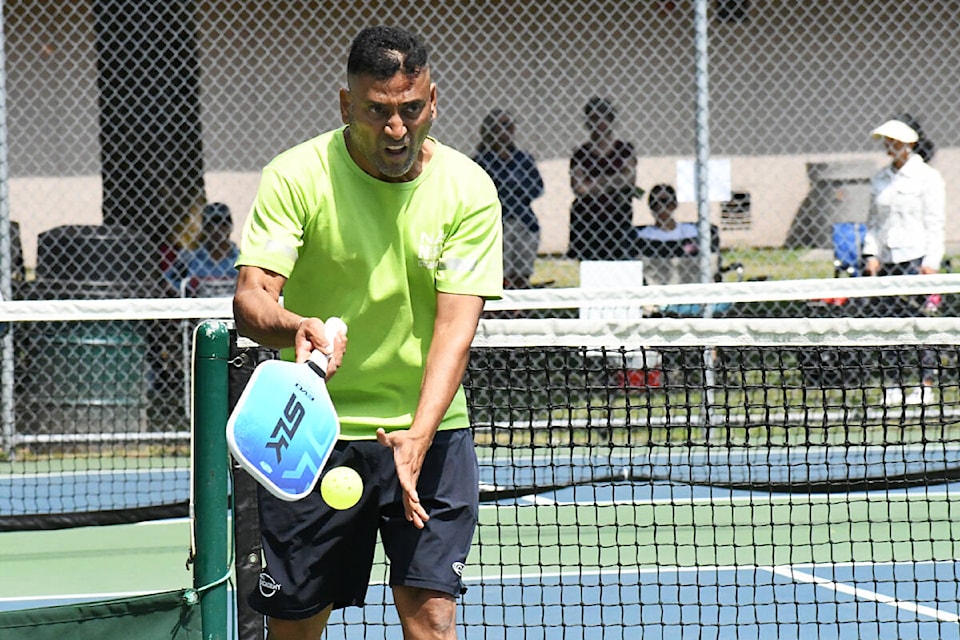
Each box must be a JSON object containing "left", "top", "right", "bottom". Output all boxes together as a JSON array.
[{"left": 832, "top": 222, "right": 866, "bottom": 277}]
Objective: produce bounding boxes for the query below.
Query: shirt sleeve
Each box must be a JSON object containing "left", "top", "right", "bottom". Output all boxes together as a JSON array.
[
  {"left": 569, "top": 145, "right": 588, "bottom": 173},
  {"left": 235, "top": 164, "right": 307, "bottom": 277},
  {"left": 435, "top": 167, "right": 503, "bottom": 300},
  {"left": 521, "top": 152, "right": 545, "bottom": 203}
]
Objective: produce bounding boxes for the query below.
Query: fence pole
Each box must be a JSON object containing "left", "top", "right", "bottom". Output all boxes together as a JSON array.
[
  {"left": 693, "top": 0, "right": 712, "bottom": 293},
  {"left": 0, "top": 0, "right": 14, "bottom": 457},
  {"left": 693, "top": 0, "right": 718, "bottom": 427},
  {"left": 192, "top": 319, "right": 231, "bottom": 639}
]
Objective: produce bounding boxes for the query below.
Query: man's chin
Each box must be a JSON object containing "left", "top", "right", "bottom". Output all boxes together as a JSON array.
[{"left": 376, "top": 157, "right": 415, "bottom": 179}]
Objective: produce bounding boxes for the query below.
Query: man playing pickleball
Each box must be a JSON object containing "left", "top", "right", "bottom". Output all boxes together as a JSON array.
[{"left": 232, "top": 25, "right": 503, "bottom": 640}]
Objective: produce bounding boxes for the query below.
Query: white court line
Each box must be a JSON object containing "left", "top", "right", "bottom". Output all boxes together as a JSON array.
[
  {"left": 0, "top": 468, "right": 187, "bottom": 481},
  {"left": 478, "top": 487, "right": 960, "bottom": 510},
  {"left": 467, "top": 560, "right": 958, "bottom": 585},
  {"left": 0, "top": 585, "right": 237, "bottom": 608},
  {"left": 0, "top": 590, "right": 159, "bottom": 606},
  {"left": 769, "top": 565, "right": 960, "bottom": 623},
  {"left": 521, "top": 495, "right": 558, "bottom": 505}
]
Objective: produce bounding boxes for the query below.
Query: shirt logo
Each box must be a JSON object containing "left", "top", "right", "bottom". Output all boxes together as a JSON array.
[
  {"left": 451, "top": 562, "right": 465, "bottom": 577},
  {"left": 259, "top": 572, "right": 281, "bottom": 597},
  {"left": 418, "top": 232, "right": 444, "bottom": 268}
]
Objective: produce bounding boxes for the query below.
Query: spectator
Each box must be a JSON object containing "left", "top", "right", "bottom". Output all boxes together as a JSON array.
[
  {"left": 568, "top": 96, "right": 640, "bottom": 261},
  {"left": 635, "top": 184, "right": 719, "bottom": 286},
  {"left": 862, "top": 115, "right": 945, "bottom": 406},
  {"left": 473, "top": 109, "right": 544, "bottom": 289},
  {"left": 164, "top": 202, "right": 239, "bottom": 296}
]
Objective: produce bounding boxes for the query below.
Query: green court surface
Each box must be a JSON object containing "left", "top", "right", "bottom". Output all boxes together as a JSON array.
[
  {"left": 0, "top": 519, "right": 194, "bottom": 607},
  {"left": 6, "top": 493, "right": 958, "bottom": 608},
  {"left": 472, "top": 496, "right": 960, "bottom": 576}
]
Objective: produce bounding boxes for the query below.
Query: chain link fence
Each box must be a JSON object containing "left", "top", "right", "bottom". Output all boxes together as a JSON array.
[
  {"left": 2, "top": 1, "right": 960, "bottom": 485},
  {"left": 6, "top": 1, "right": 960, "bottom": 282}
]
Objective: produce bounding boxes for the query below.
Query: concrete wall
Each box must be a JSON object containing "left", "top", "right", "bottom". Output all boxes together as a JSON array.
[{"left": 16, "top": 145, "right": 960, "bottom": 267}]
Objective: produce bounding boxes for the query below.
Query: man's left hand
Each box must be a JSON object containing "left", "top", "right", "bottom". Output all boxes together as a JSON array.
[{"left": 376, "top": 427, "right": 431, "bottom": 529}]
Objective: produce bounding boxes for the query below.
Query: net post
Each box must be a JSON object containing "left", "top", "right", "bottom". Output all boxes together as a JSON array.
[{"left": 192, "top": 319, "right": 231, "bottom": 639}]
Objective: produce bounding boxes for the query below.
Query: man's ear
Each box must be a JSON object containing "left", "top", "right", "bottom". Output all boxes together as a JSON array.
[{"left": 339, "top": 87, "right": 351, "bottom": 124}]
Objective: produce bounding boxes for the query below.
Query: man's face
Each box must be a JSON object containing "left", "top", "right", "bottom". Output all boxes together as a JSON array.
[
  {"left": 649, "top": 193, "right": 677, "bottom": 220},
  {"left": 203, "top": 219, "right": 233, "bottom": 247},
  {"left": 340, "top": 68, "right": 437, "bottom": 182},
  {"left": 585, "top": 110, "right": 614, "bottom": 136},
  {"left": 493, "top": 117, "right": 514, "bottom": 147}
]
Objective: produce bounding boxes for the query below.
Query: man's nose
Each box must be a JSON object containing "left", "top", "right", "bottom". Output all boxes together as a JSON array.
[{"left": 384, "top": 113, "right": 407, "bottom": 139}]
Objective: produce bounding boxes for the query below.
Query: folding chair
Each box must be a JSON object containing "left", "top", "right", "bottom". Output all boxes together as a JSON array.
[{"left": 832, "top": 222, "right": 866, "bottom": 277}]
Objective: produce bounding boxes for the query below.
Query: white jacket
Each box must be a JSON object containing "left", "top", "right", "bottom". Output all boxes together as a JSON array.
[{"left": 862, "top": 153, "right": 946, "bottom": 270}]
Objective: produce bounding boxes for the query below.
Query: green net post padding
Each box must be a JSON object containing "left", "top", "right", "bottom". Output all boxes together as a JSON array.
[
  {"left": 191, "top": 320, "right": 231, "bottom": 639},
  {"left": 0, "top": 590, "right": 200, "bottom": 640}
]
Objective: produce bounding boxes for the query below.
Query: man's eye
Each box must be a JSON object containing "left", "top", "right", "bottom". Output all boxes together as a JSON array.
[
  {"left": 368, "top": 105, "right": 387, "bottom": 116},
  {"left": 403, "top": 104, "right": 423, "bottom": 117}
]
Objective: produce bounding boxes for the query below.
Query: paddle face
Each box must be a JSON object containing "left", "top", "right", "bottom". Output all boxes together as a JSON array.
[{"left": 227, "top": 358, "right": 340, "bottom": 500}]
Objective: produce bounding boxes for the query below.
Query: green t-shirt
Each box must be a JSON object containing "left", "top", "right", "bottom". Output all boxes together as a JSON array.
[{"left": 237, "top": 127, "right": 503, "bottom": 439}]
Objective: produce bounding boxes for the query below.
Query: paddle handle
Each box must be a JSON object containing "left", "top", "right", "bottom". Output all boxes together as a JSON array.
[{"left": 307, "top": 317, "right": 348, "bottom": 377}]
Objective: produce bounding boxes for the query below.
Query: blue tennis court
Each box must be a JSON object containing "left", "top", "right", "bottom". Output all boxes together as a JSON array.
[
  {"left": 0, "top": 468, "right": 189, "bottom": 516},
  {"left": 5, "top": 439, "right": 959, "bottom": 516},
  {"left": 4, "top": 464, "right": 960, "bottom": 640},
  {"left": 321, "top": 482, "right": 960, "bottom": 640}
]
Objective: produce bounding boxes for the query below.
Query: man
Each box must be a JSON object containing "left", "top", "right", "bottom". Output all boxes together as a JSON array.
[{"left": 233, "top": 26, "right": 502, "bottom": 640}]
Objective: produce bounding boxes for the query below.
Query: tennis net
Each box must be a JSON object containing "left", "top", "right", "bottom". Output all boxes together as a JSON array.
[
  {"left": 0, "top": 297, "right": 232, "bottom": 530},
  {"left": 6, "top": 278, "right": 960, "bottom": 638},
  {"left": 324, "top": 298, "right": 960, "bottom": 639}
]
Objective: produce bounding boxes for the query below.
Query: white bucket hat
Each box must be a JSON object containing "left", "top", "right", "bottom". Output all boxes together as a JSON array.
[{"left": 870, "top": 119, "right": 919, "bottom": 144}]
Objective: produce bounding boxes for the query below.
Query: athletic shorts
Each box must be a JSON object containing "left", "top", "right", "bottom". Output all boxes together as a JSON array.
[{"left": 248, "top": 428, "right": 479, "bottom": 620}]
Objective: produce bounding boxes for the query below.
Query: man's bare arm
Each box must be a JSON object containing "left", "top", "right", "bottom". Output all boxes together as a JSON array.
[
  {"left": 233, "top": 265, "right": 344, "bottom": 365},
  {"left": 376, "top": 291, "right": 484, "bottom": 528}
]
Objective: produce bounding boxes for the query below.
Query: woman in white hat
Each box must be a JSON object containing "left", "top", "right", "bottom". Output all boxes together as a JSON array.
[{"left": 863, "top": 114, "right": 945, "bottom": 406}]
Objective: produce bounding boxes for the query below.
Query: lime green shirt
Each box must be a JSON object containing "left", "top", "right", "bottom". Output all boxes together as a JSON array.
[{"left": 237, "top": 128, "right": 503, "bottom": 439}]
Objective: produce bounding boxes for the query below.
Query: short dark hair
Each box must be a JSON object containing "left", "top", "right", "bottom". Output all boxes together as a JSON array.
[
  {"left": 648, "top": 184, "right": 677, "bottom": 209},
  {"left": 202, "top": 202, "right": 232, "bottom": 225},
  {"left": 476, "top": 108, "right": 516, "bottom": 154},
  {"left": 584, "top": 96, "right": 616, "bottom": 121},
  {"left": 347, "top": 26, "right": 428, "bottom": 81}
]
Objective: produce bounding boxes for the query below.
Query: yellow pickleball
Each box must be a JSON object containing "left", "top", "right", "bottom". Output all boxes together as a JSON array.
[{"left": 320, "top": 466, "right": 363, "bottom": 510}]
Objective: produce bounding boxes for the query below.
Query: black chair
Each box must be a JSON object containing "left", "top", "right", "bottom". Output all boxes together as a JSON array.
[{"left": 22, "top": 224, "right": 167, "bottom": 300}]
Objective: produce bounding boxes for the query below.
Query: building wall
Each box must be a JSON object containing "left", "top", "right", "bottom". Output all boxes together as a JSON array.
[{"left": 6, "top": 1, "right": 959, "bottom": 265}]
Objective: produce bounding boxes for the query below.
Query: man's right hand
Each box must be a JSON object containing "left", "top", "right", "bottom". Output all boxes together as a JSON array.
[{"left": 295, "top": 317, "right": 347, "bottom": 378}]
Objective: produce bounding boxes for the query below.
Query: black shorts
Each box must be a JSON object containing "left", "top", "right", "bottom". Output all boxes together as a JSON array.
[{"left": 248, "top": 428, "right": 479, "bottom": 620}]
